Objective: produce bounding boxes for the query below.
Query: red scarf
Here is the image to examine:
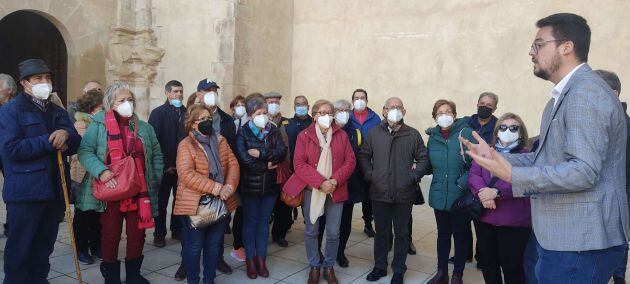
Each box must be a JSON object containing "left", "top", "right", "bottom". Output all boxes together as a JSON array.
[{"left": 105, "top": 110, "right": 154, "bottom": 229}]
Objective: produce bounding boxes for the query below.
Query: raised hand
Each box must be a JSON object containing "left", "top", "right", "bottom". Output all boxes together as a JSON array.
[{"left": 459, "top": 131, "right": 491, "bottom": 159}]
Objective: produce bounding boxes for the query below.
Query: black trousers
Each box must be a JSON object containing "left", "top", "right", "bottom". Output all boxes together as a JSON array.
[
  {"left": 373, "top": 201, "right": 412, "bottom": 274},
  {"left": 231, "top": 206, "right": 244, "bottom": 249},
  {"left": 155, "top": 173, "right": 181, "bottom": 236},
  {"left": 476, "top": 221, "right": 531, "bottom": 284},
  {"left": 362, "top": 190, "right": 373, "bottom": 224},
  {"left": 434, "top": 209, "right": 471, "bottom": 274},
  {"left": 73, "top": 208, "right": 101, "bottom": 252},
  {"left": 271, "top": 195, "right": 294, "bottom": 240}
]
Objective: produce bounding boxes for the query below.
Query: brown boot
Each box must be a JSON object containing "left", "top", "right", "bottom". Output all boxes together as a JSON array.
[
  {"left": 245, "top": 259, "right": 257, "bottom": 279},
  {"left": 308, "top": 267, "right": 320, "bottom": 284},
  {"left": 427, "top": 269, "right": 449, "bottom": 284},
  {"left": 323, "top": 267, "right": 339, "bottom": 284},
  {"left": 450, "top": 272, "right": 463, "bottom": 284},
  {"left": 255, "top": 255, "right": 269, "bottom": 277}
]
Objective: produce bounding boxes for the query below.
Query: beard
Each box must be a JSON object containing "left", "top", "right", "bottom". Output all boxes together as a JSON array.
[{"left": 533, "top": 52, "right": 561, "bottom": 81}]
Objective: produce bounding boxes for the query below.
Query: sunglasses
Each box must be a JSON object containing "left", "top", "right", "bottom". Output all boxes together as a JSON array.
[{"left": 498, "top": 124, "right": 520, "bottom": 133}]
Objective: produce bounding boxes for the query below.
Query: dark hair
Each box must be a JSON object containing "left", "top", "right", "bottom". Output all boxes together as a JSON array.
[
  {"left": 77, "top": 90, "right": 104, "bottom": 113},
  {"left": 432, "top": 99, "right": 457, "bottom": 118},
  {"left": 165, "top": 80, "right": 183, "bottom": 92},
  {"left": 230, "top": 95, "right": 246, "bottom": 109},
  {"left": 536, "top": 13, "right": 590, "bottom": 62},
  {"left": 352, "top": 88, "right": 368, "bottom": 100},
  {"left": 594, "top": 69, "right": 622, "bottom": 93}
]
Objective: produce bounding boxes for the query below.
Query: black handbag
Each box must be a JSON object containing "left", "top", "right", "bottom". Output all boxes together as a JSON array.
[{"left": 451, "top": 177, "right": 499, "bottom": 220}]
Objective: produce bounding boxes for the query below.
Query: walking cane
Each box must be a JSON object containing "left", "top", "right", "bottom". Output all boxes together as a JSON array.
[{"left": 57, "top": 150, "right": 83, "bottom": 283}]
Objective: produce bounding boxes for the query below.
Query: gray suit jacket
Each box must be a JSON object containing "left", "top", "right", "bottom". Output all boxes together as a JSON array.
[{"left": 507, "top": 64, "right": 630, "bottom": 251}]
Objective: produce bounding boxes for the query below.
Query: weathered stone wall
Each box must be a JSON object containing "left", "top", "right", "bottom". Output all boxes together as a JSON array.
[{"left": 290, "top": 0, "right": 630, "bottom": 134}]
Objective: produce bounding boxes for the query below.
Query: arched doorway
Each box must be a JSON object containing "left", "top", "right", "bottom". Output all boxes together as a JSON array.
[{"left": 0, "top": 10, "right": 68, "bottom": 105}]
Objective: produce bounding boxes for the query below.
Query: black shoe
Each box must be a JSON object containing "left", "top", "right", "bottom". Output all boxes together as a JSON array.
[
  {"left": 391, "top": 273, "right": 404, "bottom": 284},
  {"left": 613, "top": 277, "right": 626, "bottom": 284},
  {"left": 90, "top": 246, "right": 102, "bottom": 260},
  {"left": 153, "top": 235, "right": 166, "bottom": 247},
  {"left": 78, "top": 250, "right": 95, "bottom": 265},
  {"left": 174, "top": 264, "right": 186, "bottom": 281},
  {"left": 336, "top": 254, "right": 349, "bottom": 268},
  {"left": 366, "top": 268, "right": 387, "bottom": 282},
  {"left": 100, "top": 261, "right": 122, "bottom": 284},
  {"left": 172, "top": 231, "right": 181, "bottom": 241},
  {"left": 364, "top": 224, "right": 376, "bottom": 238},
  {"left": 217, "top": 258, "right": 233, "bottom": 274},
  {"left": 408, "top": 242, "right": 416, "bottom": 255},
  {"left": 125, "top": 255, "right": 150, "bottom": 284},
  {"left": 274, "top": 238, "right": 289, "bottom": 247}
]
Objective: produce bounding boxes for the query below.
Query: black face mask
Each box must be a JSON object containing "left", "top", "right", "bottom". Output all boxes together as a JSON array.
[
  {"left": 477, "top": 106, "right": 493, "bottom": 119},
  {"left": 198, "top": 120, "right": 214, "bottom": 136}
]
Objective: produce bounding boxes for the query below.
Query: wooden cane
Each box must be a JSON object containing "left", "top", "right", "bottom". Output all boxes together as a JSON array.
[{"left": 57, "top": 150, "right": 83, "bottom": 283}]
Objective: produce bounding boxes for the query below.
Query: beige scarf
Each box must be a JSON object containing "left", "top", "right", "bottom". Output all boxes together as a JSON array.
[{"left": 309, "top": 126, "right": 333, "bottom": 224}]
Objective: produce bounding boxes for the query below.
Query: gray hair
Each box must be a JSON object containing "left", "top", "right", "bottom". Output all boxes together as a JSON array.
[
  {"left": 246, "top": 95, "right": 267, "bottom": 116},
  {"left": 332, "top": 99, "right": 352, "bottom": 110},
  {"left": 103, "top": 82, "right": 135, "bottom": 110},
  {"left": 0, "top": 73, "right": 17, "bottom": 95},
  {"left": 594, "top": 69, "right": 621, "bottom": 93},
  {"left": 478, "top": 92, "right": 499, "bottom": 106},
  {"left": 82, "top": 80, "right": 102, "bottom": 93}
]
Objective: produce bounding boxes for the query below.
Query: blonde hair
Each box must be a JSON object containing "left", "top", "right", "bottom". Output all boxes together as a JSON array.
[{"left": 493, "top": 112, "right": 530, "bottom": 150}]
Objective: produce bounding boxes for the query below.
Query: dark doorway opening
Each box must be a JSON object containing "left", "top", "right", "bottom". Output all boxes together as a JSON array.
[{"left": 0, "top": 10, "right": 68, "bottom": 105}]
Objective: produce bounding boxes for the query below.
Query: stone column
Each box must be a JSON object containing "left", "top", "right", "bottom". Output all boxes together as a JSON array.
[{"left": 107, "top": 0, "right": 164, "bottom": 119}]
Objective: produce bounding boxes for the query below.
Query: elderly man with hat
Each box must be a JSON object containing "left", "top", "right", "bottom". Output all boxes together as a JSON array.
[{"left": 0, "top": 59, "right": 81, "bottom": 283}]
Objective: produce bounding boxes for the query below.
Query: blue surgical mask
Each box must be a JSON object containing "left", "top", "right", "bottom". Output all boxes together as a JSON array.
[
  {"left": 295, "top": 106, "right": 308, "bottom": 117},
  {"left": 170, "top": 99, "right": 183, "bottom": 108}
]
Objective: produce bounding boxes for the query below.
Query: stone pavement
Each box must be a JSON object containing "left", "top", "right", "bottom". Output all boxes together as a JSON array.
[{"left": 0, "top": 178, "right": 627, "bottom": 283}]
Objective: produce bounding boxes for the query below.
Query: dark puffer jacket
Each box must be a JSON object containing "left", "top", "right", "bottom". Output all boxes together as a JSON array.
[
  {"left": 358, "top": 120, "right": 430, "bottom": 204},
  {"left": 235, "top": 122, "right": 287, "bottom": 196}
]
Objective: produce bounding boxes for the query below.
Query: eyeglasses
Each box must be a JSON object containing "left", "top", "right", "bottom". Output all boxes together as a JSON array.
[
  {"left": 530, "top": 39, "right": 566, "bottom": 54},
  {"left": 314, "top": 111, "right": 333, "bottom": 116},
  {"left": 498, "top": 124, "right": 520, "bottom": 133}
]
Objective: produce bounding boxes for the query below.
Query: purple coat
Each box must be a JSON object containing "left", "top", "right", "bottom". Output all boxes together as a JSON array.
[{"left": 468, "top": 148, "right": 531, "bottom": 227}]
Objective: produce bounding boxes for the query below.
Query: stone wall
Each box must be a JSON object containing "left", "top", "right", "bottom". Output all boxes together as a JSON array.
[{"left": 290, "top": 0, "right": 630, "bottom": 134}]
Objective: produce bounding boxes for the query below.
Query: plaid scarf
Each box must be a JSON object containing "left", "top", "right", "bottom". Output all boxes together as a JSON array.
[
  {"left": 105, "top": 110, "right": 154, "bottom": 229},
  {"left": 30, "top": 95, "right": 50, "bottom": 112}
]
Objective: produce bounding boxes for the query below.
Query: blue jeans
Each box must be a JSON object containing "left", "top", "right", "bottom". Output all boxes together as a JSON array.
[
  {"left": 536, "top": 239, "right": 625, "bottom": 284},
  {"left": 523, "top": 232, "right": 539, "bottom": 284},
  {"left": 180, "top": 217, "right": 228, "bottom": 284},
  {"left": 242, "top": 194, "right": 277, "bottom": 260},
  {"left": 613, "top": 243, "right": 629, "bottom": 280},
  {"left": 303, "top": 190, "right": 343, "bottom": 268}
]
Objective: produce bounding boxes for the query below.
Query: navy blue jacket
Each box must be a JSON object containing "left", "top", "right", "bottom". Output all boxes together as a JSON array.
[
  {"left": 285, "top": 114, "right": 312, "bottom": 161},
  {"left": 0, "top": 92, "right": 81, "bottom": 202},
  {"left": 341, "top": 122, "right": 367, "bottom": 204},
  {"left": 148, "top": 102, "right": 187, "bottom": 170},
  {"left": 217, "top": 107, "right": 237, "bottom": 150},
  {"left": 467, "top": 114, "right": 498, "bottom": 144},
  {"left": 350, "top": 108, "right": 381, "bottom": 139}
]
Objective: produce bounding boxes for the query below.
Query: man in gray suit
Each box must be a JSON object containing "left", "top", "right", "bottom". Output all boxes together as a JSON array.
[{"left": 462, "top": 13, "right": 630, "bottom": 283}]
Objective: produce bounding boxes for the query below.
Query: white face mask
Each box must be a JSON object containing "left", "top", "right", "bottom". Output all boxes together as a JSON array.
[
  {"left": 234, "top": 106, "right": 246, "bottom": 118},
  {"left": 436, "top": 114, "right": 454, "bottom": 128},
  {"left": 335, "top": 111, "right": 350, "bottom": 126},
  {"left": 498, "top": 129, "right": 520, "bottom": 145},
  {"left": 353, "top": 99, "right": 367, "bottom": 111},
  {"left": 317, "top": 114, "right": 332, "bottom": 129},
  {"left": 268, "top": 103, "right": 280, "bottom": 116},
  {"left": 203, "top": 91, "right": 217, "bottom": 107},
  {"left": 29, "top": 82, "right": 52, "bottom": 100},
  {"left": 116, "top": 101, "right": 134, "bottom": 118},
  {"left": 253, "top": 114, "right": 268, "bottom": 128},
  {"left": 387, "top": 109, "right": 403, "bottom": 123}
]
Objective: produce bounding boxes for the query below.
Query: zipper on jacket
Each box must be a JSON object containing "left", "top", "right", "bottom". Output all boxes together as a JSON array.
[
  {"left": 444, "top": 138, "right": 449, "bottom": 209},
  {"left": 262, "top": 135, "right": 268, "bottom": 195}
]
